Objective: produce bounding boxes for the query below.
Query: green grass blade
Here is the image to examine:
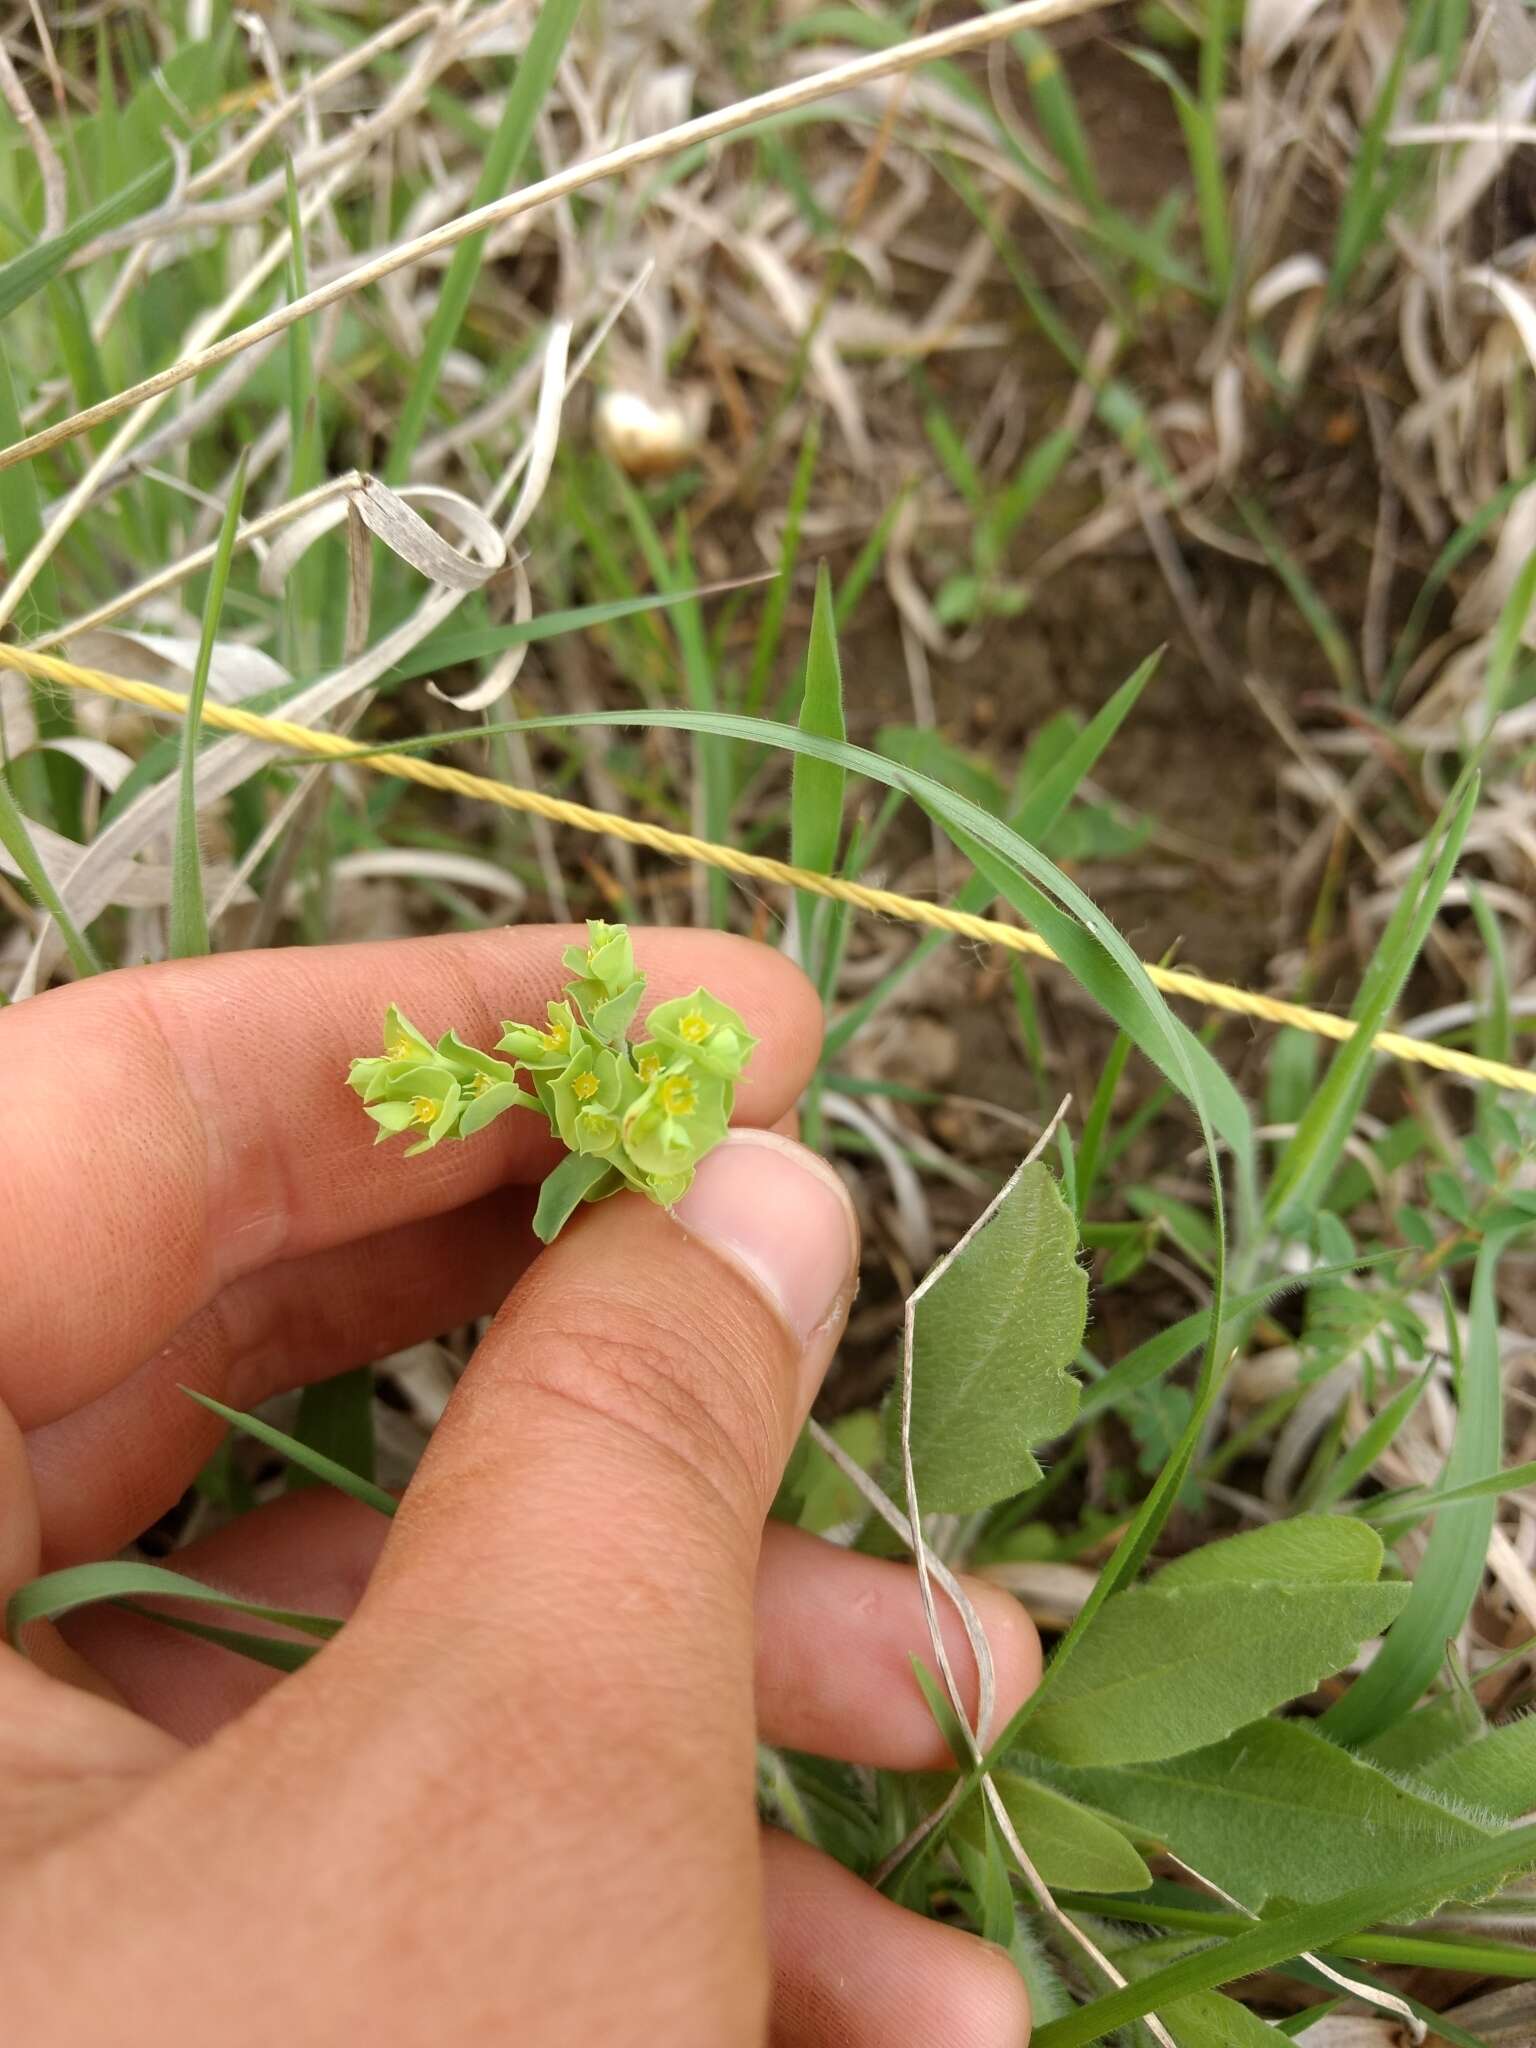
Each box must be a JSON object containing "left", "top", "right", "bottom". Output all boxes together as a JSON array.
[
  {"left": 0, "top": 343, "right": 59, "bottom": 638},
  {"left": 0, "top": 151, "right": 172, "bottom": 323},
  {"left": 1238, "top": 495, "right": 1358, "bottom": 697},
  {"left": 114, "top": 1602, "right": 322, "bottom": 1673},
  {"left": 1481, "top": 540, "right": 1536, "bottom": 733},
  {"left": 821, "top": 655, "right": 1157, "bottom": 1060},
  {"left": 1032, "top": 1820, "right": 1536, "bottom": 2047},
  {"left": 6, "top": 1559, "right": 344, "bottom": 1649},
  {"left": 1323, "top": 1222, "right": 1522, "bottom": 1742},
  {"left": 288, "top": 1365, "right": 377, "bottom": 1495},
  {"left": 383, "top": 584, "right": 749, "bottom": 690},
  {"left": 170, "top": 449, "right": 249, "bottom": 959},
  {"left": 1266, "top": 775, "right": 1477, "bottom": 1223},
  {"left": 1123, "top": 48, "right": 1231, "bottom": 295},
  {"left": 747, "top": 419, "right": 820, "bottom": 713},
  {"left": 0, "top": 766, "right": 103, "bottom": 977},
  {"left": 790, "top": 563, "right": 846, "bottom": 970},
  {"left": 1309, "top": 1367, "right": 1432, "bottom": 1510},
  {"left": 181, "top": 1386, "right": 396, "bottom": 1516},
  {"left": 386, "top": 0, "right": 583, "bottom": 480}
]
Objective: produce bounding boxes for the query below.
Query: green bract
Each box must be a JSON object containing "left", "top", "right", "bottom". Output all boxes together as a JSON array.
[{"left": 347, "top": 922, "right": 754, "bottom": 1240}]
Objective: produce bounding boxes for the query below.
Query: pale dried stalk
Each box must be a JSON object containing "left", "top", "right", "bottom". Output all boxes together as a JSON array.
[
  {"left": 0, "top": 40, "right": 65, "bottom": 238},
  {"left": 874, "top": 1101, "right": 1173, "bottom": 2044},
  {"left": 0, "top": 161, "right": 354, "bottom": 636},
  {"left": 0, "top": 0, "right": 1107, "bottom": 479}
]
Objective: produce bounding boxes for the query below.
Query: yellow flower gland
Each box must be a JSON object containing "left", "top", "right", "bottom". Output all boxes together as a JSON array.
[
  {"left": 389, "top": 1039, "right": 416, "bottom": 1061},
  {"left": 571, "top": 1070, "right": 601, "bottom": 1102},
  {"left": 660, "top": 1073, "right": 697, "bottom": 1118},
  {"left": 636, "top": 1052, "right": 662, "bottom": 1084},
  {"left": 542, "top": 1020, "right": 571, "bottom": 1052},
  {"left": 411, "top": 1096, "right": 440, "bottom": 1126},
  {"left": 678, "top": 1010, "right": 711, "bottom": 1045},
  {"left": 471, "top": 1072, "right": 493, "bottom": 1097}
]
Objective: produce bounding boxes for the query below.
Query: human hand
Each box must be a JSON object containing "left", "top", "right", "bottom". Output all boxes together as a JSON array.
[{"left": 0, "top": 928, "right": 1039, "bottom": 2046}]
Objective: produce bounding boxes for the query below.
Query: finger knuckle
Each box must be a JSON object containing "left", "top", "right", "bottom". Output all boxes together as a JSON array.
[{"left": 514, "top": 1285, "right": 784, "bottom": 1532}]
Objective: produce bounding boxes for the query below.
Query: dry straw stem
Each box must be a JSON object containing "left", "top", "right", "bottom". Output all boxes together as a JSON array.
[
  {"left": 6, "top": 640, "right": 1532, "bottom": 1102},
  {"left": 0, "top": 0, "right": 1106, "bottom": 479}
]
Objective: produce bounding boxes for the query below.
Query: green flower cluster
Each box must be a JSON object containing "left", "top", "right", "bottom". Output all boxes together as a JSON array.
[{"left": 346, "top": 921, "right": 757, "bottom": 1239}]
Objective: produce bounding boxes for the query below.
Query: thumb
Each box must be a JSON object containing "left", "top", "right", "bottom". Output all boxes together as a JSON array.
[
  {"left": 248, "top": 1128, "right": 858, "bottom": 2035},
  {"left": 369, "top": 1126, "right": 859, "bottom": 1634}
]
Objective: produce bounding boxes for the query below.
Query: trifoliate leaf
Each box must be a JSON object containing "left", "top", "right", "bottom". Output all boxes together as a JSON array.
[{"left": 895, "top": 1161, "right": 1085, "bottom": 1513}]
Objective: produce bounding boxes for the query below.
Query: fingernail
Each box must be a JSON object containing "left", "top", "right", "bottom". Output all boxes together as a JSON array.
[{"left": 672, "top": 1129, "right": 859, "bottom": 1347}]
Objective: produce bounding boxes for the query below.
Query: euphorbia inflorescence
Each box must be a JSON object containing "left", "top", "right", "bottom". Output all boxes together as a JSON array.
[{"left": 346, "top": 922, "right": 756, "bottom": 1240}]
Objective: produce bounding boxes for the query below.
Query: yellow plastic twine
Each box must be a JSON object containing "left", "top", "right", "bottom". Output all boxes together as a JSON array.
[{"left": 4, "top": 640, "right": 1533, "bottom": 1100}]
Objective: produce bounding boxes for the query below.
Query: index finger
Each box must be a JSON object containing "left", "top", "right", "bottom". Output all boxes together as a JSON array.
[{"left": 1, "top": 927, "right": 821, "bottom": 1427}]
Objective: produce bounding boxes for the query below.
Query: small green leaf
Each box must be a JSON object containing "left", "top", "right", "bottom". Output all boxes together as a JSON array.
[
  {"left": 790, "top": 561, "right": 846, "bottom": 969},
  {"left": 1022, "top": 1581, "right": 1410, "bottom": 1766},
  {"left": 934, "top": 1771, "right": 1153, "bottom": 1892},
  {"left": 1152, "top": 1516, "right": 1384, "bottom": 1590},
  {"left": 896, "top": 1161, "right": 1085, "bottom": 1513},
  {"left": 1041, "top": 1717, "right": 1494, "bottom": 1910},
  {"left": 532, "top": 1151, "right": 621, "bottom": 1242}
]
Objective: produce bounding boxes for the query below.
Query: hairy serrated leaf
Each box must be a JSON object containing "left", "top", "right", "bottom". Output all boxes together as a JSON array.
[
  {"left": 1039, "top": 1717, "right": 1494, "bottom": 1908},
  {"left": 897, "top": 1161, "right": 1085, "bottom": 1513},
  {"left": 1153, "top": 1515, "right": 1384, "bottom": 1590},
  {"left": 1022, "top": 1581, "right": 1410, "bottom": 1765}
]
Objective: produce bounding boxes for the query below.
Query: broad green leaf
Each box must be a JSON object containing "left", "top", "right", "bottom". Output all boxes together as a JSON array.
[
  {"left": 1031, "top": 1820, "right": 1536, "bottom": 2048},
  {"left": 790, "top": 562, "right": 846, "bottom": 969},
  {"left": 1417, "top": 1715, "right": 1536, "bottom": 1820},
  {"left": 1152, "top": 1517, "right": 1384, "bottom": 1591},
  {"left": 1161, "top": 1992, "right": 1287, "bottom": 2046},
  {"left": 1041, "top": 1718, "right": 1494, "bottom": 1911},
  {"left": 895, "top": 1161, "right": 1085, "bottom": 1512},
  {"left": 181, "top": 1388, "right": 396, "bottom": 1516},
  {"left": 1323, "top": 1222, "right": 1518, "bottom": 1743},
  {"left": 930, "top": 1772, "right": 1152, "bottom": 1892},
  {"left": 170, "top": 449, "right": 249, "bottom": 958},
  {"left": 7, "top": 1561, "right": 342, "bottom": 1650},
  {"left": 1022, "top": 1581, "right": 1410, "bottom": 1766}
]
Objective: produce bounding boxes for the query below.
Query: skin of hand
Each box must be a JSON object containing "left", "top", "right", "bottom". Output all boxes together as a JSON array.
[{"left": 0, "top": 927, "right": 1041, "bottom": 2048}]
